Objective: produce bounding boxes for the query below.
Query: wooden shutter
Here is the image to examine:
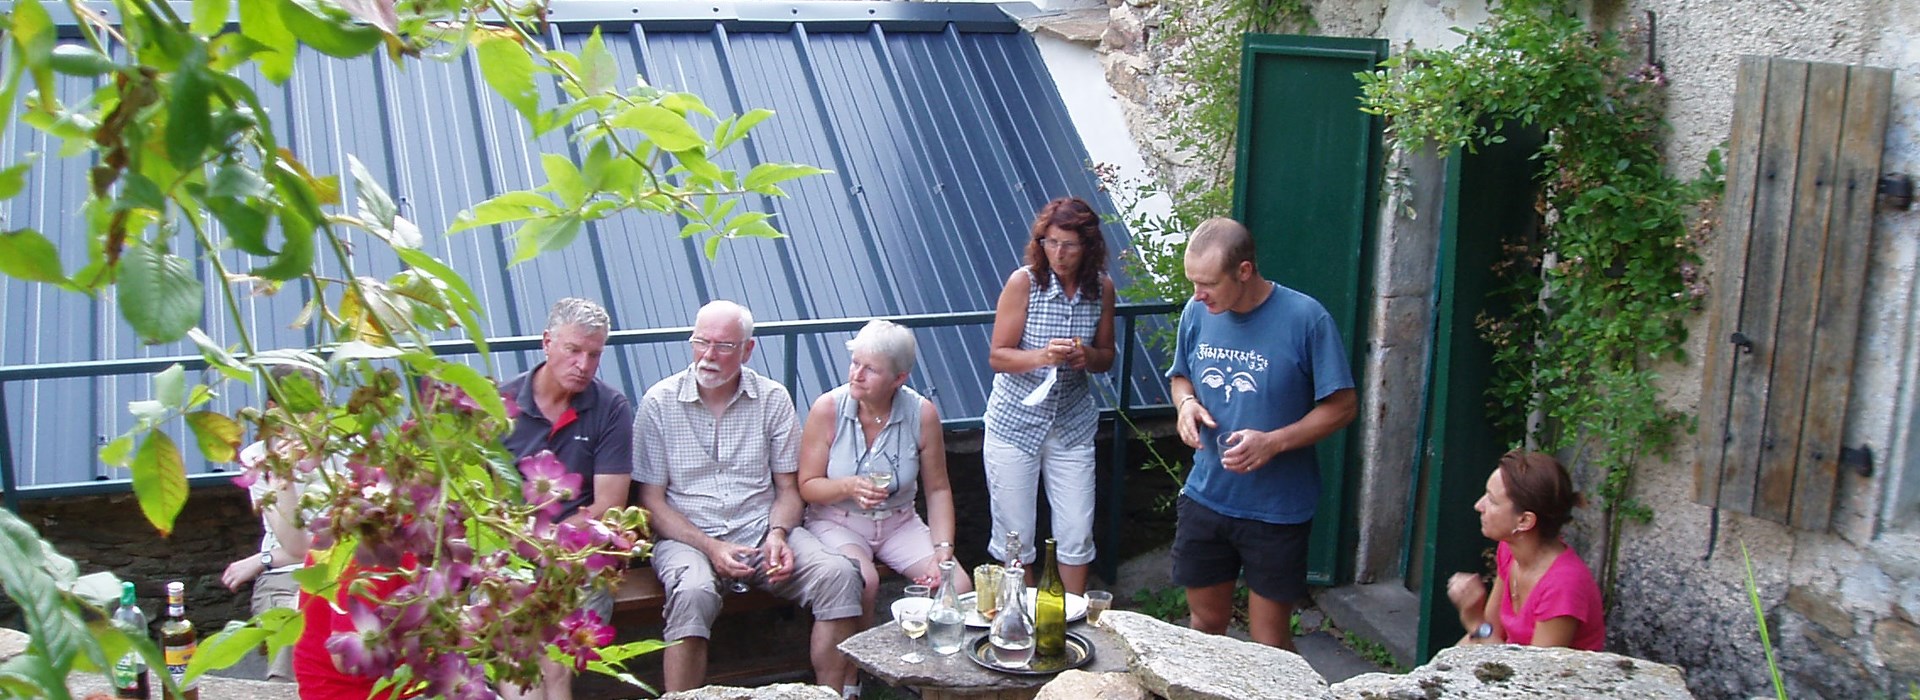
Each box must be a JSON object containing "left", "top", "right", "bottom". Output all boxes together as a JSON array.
[{"left": 1695, "top": 56, "right": 1893, "bottom": 530}]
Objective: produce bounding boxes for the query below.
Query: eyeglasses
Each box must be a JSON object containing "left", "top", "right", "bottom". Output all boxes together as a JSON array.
[
  {"left": 689, "top": 337, "right": 743, "bottom": 355},
  {"left": 1039, "top": 238, "right": 1084, "bottom": 251}
]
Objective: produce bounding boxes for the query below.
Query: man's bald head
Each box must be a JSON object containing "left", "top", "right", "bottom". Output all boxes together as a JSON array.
[{"left": 1187, "top": 217, "right": 1257, "bottom": 276}]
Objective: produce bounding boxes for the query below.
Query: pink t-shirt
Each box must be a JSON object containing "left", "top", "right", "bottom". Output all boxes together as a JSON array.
[{"left": 1495, "top": 541, "right": 1606, "bottom": 651}]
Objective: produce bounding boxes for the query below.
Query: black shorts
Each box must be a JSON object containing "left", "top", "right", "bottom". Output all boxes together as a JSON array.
[{"left": 1170, "top": 495, "right": 1311, "bottom": 603}]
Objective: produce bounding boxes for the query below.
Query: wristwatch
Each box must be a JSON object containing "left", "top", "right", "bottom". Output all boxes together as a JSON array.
[
  {"left": 259, "top": 551, "right": 275, "bottom": 568},
  {"left": 1470, "top": 622, "right": 1494, "bottom": 640}
]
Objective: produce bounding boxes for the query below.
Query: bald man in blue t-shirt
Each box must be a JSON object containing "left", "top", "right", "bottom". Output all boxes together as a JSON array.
[{"left": 1166, "top": 217, "right": 1358, "bottom": 653}]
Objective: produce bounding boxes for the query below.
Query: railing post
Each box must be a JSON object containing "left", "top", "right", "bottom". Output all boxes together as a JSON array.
[
  {"left": 784, "top": 333, "right": 801, "bottom": 406},
  {"left": 0, "top": 383, "right": 17, "bottom": 512},
  {"left": 1101, "top": 313, "right": 1140, "bottom": 586}
]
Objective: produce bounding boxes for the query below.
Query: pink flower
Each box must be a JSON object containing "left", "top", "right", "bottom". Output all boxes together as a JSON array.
[
  {"left": 555, "top": 609, "right": 614, "bottom": 670},
  {"left": 517, "top": 451, "right": 580, "bottom": 518}
]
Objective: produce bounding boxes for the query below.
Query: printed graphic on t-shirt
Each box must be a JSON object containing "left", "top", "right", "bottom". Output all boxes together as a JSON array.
[{"left": 1194, "top": 343, "right": 1267, "bottom": 404}]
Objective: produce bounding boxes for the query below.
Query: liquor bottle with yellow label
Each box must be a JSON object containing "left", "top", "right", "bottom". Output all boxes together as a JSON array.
[{"left": 160, "top": 581, "right": 198, "bottom": 700}]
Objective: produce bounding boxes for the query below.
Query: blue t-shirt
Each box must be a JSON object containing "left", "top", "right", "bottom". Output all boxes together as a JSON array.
[{"left": 1167, "top": 282, "right": 1354, "bottom": 524}]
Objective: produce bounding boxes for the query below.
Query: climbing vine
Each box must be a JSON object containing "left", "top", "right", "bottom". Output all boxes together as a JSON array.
[
  {"left": 1359, "top": 0, "right": 1722, "bottom": 601},
  {"left": 1110, "top": 0, "right": 1313, "bottom": 358}
]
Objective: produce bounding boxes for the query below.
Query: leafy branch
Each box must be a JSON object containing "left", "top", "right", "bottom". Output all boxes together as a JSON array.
[{"left": 1359, "top": 0, "right": 1723, "bottom": 603}]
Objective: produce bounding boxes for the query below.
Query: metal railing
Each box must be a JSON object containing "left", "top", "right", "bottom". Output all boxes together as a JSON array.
[{"left": 0, "top": 302, "right": 1182, "bottom": 579}]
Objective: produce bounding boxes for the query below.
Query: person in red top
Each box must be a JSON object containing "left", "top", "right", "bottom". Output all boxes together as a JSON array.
[
  {"left": 293, "top": 554, "right": 420, "bottom": 700},
  {"left": 1446, "top": 450, "right": 1606, "bottom": 651}
]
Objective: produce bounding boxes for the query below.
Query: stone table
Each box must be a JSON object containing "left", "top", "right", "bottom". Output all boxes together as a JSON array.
[{"left": 839, "top": 621, "right": 1129, "bottom": 700}]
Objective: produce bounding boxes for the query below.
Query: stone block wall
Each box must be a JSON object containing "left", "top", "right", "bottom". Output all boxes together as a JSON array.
[{"left": 1, "top": 488, "right": 262, "bottom": 633}]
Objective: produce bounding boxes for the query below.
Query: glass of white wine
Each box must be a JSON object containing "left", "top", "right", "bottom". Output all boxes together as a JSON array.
[
  {"left": 1085, "top": 590, "right": 1113, "bottom": 627},
  {"left": 897, "top": 590, "right": 931, "bottom": 663}
]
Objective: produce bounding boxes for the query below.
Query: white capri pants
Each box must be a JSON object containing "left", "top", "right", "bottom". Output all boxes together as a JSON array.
[{"left": 982, "top": 426, "right": 1097, "bottom": 566}]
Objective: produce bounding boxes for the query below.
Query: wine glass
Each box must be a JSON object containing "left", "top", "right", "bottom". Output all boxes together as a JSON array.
[
  {"left": 725, "top": 549, "right": 763, "bottom": 594},
  {"left": 1085, "top": 590, "right": 1113, "bottom": 627},
  {"left": 898, "top": 585, "right": 932, "bottom": 663}
]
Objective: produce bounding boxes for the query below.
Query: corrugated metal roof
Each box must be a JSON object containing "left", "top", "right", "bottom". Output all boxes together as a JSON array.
[{"left": 0, "top": 1, "right": 1173, "bottom": 495}]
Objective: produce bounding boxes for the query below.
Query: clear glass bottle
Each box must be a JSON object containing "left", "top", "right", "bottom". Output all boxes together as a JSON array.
[
  {"left": 160, "top": 581, "right": 198, "bottom": 700},
  {"left": 988, "top": 564, "right": 1034, "bottom": 668},
  {"left": 926, "top": 560, "right": 966, "bottom": 655},
  {"left": 110, "top": 582, "right": 149, "bottom": 699},
  {"left": 1001, "top": 531, "right": 1022, "bottom": 570},
  {"left": 1034, "top": 538, "right": 1067, "bottom": 658}
]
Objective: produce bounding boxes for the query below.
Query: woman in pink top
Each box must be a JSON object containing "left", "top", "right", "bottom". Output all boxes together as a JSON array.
[{"left": 1446, "top": 450, "right": 1606, "bottom": 650}]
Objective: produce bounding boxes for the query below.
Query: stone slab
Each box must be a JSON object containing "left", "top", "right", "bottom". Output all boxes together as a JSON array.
[
  {"left": 662, "top": 683, "right": 839, "bottom": 700},
  {"left": 1314, "top": 582, "right": 1419, "bottom": 669},
  {"left": 66, "top": 672, "right": 300, "bottom": 700},
  {"left": 840, "top": 619, "right": 1128, "bottom": 696},
  {"left": 1103, "top": 610, "right": 1332, "bottom": 700},
  {"left": 1329, "top": 644, "right": 1694, "bottom": 699}
]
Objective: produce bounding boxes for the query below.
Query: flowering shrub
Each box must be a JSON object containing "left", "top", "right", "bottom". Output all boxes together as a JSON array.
[{"left": 0, "top": 0, "right": 817, "bottom": 695}]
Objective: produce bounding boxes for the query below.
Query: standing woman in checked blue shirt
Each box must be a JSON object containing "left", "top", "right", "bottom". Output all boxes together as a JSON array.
[{"left": 983, "top": 196, "right": 1117, "bottom": 593}]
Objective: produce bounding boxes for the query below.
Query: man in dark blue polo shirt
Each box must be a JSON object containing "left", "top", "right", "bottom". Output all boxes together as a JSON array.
[{"left": 499, "top": 297, "right": 633, "bottom": 700}]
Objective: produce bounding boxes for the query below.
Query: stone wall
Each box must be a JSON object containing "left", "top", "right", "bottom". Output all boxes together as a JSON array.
[
  {"left": 1084, "top": 0, "right": 1920, "bottom": 697},
  {"left": 1, "top": 488, "right": 262, "bottom": 633}
]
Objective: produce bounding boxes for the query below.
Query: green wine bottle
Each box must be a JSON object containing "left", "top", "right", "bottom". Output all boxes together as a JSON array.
[{"left": 1035, "top": 538, "right": 1066, "bottom": 658}]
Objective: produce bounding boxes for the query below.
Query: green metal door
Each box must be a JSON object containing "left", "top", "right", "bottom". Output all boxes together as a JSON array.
[
  {"left": 1415, "top": 127, "right": 1544, "bottom": 660},
  {"left": 1232, "top": 34, "right": 1386, "bottom": 585}
]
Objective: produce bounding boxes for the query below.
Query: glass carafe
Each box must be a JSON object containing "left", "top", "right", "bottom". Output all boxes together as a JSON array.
[
  {"left": 927, "top": 560, "right": 966, "bottom": 655},
  {"left": 988, "top": 565, "right": 1034, "bottom": 668}
]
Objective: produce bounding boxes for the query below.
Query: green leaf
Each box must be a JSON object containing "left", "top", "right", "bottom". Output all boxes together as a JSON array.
[
  {"left": 450, "top": 191, "right": 559, "bottom": 233},
  {"left": 743, "top": 162, "right": 828, "bottom": 192},
  {"left": 348, "top": 155, "right": 398, "bottom": 228},
  {"left": 167, "top": 47, "right": 214, "bottom": 170},
  {"left": 541, "top": 154, "right": 589, "bottom": 209},
  {"left": 239, "top": 0, "right": 297, "bottom": 81},
  {"left": 9, "top": 0, "right": 57, "bottom": 105},
  {"left": 715, "top": 108, "right": 775, "bottom": 151},
  {"left": 0, "top": 228, "right": 67, "bottom": 285},
  {"left": 703, "top": 234, "right": 724, "bottom": 261},
  {"left": 187, "top": 328, "right": 251, "bottom": 382},
  {"left": 267, "top": 371, "right": 326, "bottom": 414},
  {"left": 48, "top": 45, "right": 117, "bottom": 76},
  {"left": 673, "top": 149, "right": 723, "bottom": 185},
  {"left": 253, "top": 168, "right": 318, "bottom": 281},
  {"left": 100, "top": 435, "right": 135, "bottom": 467},
  {"left": 128, "top": 400, "right": 168, "bottom": 426},
  {"left": 209, "top": 195, "right": 271, "bottom": 254},
  {"left": 131, "top": 430, "right": 190, "bottom": 535},
  {"left": 277, "top": 0, "right": 383, "bottom": 58},
  {"left": 580, "top": 28, "right": 620, "bottom": 95},
  {"left": 509, "top": 216, "right": 583, "bottom": 265},
  {"left": 154, "top": 364, "right": 187, "bottom": 408},
  {"left": 477, "top": 34, "right": 541, "bottom": 123},
  {"left": 192, "top": 0, "right": 231, "bottom": 35},
  {"left": 185, "top": 624, "right": 271, "bottom": 682},
  {"left": 394, "top": 248, "right": 489, "bottom": 354},
  {"left": 117, "top": 242, "right": 204, "bottom": 345},
  {"left": 0, "top": 159, "right": 30, "bottom": 200},
  {"left": 611, "top": 104, "right": 704, "bottom": 153},
  {"left": 185, "top": 411, "right": 242, "bottom": 463},
  {"left": 209, "top": 162, "right": 271, "bottom": 199}
]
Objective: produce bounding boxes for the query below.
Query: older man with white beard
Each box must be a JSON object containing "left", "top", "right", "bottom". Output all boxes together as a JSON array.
[{"left": 632, "top": 300, "right": 863, "bottom": 695}]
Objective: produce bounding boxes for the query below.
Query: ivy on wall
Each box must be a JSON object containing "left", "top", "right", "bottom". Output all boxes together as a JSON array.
[
  {"left": 1109, "top": 0, "right": 1313, "bottom": 352},
  {"left": 1359, "top": 0, "right": 1722, "bottom": 600}
]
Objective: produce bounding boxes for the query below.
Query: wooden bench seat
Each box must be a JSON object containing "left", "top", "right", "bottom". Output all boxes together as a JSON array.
[
  {"left": 611, "top": 565, "right": 793, "bottom": 627},
  {"left": 610, "top": 560, "right": 899, "bottom": 626}
]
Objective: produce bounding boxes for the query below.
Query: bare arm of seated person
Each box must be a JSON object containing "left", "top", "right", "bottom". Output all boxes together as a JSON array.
[{"left": 795, "top": 392, "right": 885, "bottom": 509}]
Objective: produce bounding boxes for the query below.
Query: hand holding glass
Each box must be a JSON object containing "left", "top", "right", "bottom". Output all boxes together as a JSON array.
[{"left": 725, "top": 549, "right": 763, "bottom": 594}]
